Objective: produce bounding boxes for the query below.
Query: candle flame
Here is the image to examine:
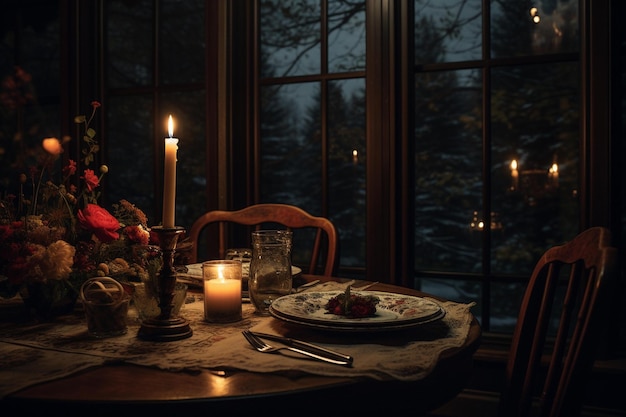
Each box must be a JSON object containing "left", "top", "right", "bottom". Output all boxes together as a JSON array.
[
  {"left": 168, "top": 115, "right": 174, "bottom": 138},
  {"left": 510, "top": 160, "right": 518, "bottom": 170}
]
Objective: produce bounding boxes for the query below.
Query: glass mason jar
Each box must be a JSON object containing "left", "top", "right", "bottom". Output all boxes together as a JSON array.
[{"left": 248, "top": 230, "right": 293, "bottom": 315}]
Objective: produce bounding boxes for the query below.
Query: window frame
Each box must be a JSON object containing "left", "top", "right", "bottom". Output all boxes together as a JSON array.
[{"left": 228, "top": 0, "right": 621, "bottom": 350}]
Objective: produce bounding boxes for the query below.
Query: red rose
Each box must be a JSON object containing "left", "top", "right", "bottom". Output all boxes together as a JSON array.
[
  {"left": 63, "top": 159, "right": 77, "bottom": 176},
  {"left": 78, "top": 204, "right": 120, "bottom": 243},
  {"left": 81, "top": 169, "right": 100, "bottom": 192}
]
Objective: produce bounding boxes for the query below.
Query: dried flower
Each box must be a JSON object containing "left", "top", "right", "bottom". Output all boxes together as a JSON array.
[
  {"left": 26, "top": 240, "right": 76, "bottom": 282},
  {"left": 0, "top": 100, "right": 154, "bottom": 303}
]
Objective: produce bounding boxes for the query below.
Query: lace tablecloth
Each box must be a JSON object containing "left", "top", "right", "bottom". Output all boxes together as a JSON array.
[{"left": 0, "top": 281, "right": 476, "bottom": 398}]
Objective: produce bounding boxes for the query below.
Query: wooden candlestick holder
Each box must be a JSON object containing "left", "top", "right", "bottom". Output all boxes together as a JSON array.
[{"left": 137, "top": 226, "right": 193, "bottom": 341}]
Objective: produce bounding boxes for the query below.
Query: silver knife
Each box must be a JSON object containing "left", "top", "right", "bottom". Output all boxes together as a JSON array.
[{"left": 250, "top": 331, "right": 354, "bottom": 366}]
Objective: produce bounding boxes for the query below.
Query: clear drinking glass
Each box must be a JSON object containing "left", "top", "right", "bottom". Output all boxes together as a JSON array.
[{"left": 248, "top": 230, "right": 293, "bottom": 315}]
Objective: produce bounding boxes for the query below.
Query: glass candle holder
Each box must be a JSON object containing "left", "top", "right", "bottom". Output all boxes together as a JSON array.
[{"left": 202, "top": 260, "right": 243, "bottom": 323}]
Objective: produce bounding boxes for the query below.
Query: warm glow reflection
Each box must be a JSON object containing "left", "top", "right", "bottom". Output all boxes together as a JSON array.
[
  {"left": 199, "top": 371, "right": 229, "bottom": 396},
  {"left": 549, "top": 163, "right": 558, "bottom": 174},
  {"left": 510, "top": 160, "right": 518, "bottom": 170},
  {"left": 212, "top": 372, "right": 229, "bottom": 395},
  {"left": 529, "top": 7, "right": 540, "bottom": 23}
]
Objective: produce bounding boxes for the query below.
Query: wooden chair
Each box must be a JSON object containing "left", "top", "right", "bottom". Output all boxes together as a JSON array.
[
  {"left": 497, "top": 227, "right": 618, "bottom": 417},
  {"left": 187, "top": 203, "right": 338, "bottom": 276}
]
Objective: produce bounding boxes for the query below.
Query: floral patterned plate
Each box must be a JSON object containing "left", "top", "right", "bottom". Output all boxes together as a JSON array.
[{"left": 268, "top": 291, "right": 446, "bottom": 332}]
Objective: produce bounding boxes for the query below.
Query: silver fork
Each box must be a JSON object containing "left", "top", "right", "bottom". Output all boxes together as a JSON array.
[{"left": 241, "top": 330, "right": 352, "bottom": 366}]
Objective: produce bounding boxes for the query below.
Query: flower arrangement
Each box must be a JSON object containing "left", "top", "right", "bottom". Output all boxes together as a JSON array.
[{"left": 0, "top": 101, "right": 153, "bottom": 316}]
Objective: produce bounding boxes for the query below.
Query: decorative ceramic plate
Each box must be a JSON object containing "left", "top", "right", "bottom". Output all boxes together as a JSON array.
[{"left": 268, "top": 290, "right": 446, "bottom": 332}]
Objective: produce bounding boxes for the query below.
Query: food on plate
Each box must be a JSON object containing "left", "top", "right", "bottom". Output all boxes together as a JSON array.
[{"left": 324, "top": 285, "right": 380, "bottom": 318}]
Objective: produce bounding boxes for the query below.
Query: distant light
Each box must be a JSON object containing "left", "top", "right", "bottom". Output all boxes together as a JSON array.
[
  {"left": 530, "top": 7, "right": 540, "bottom": 23},
  {"left": 550, "top": 163, "right": 558, "bottom": 174}
]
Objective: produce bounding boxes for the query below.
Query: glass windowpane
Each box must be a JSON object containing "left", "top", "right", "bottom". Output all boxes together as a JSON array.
[
  {"left": 415, "top": 0, "right": 483, "bottom": 64},
  {"left": 160, "top": 0, "right": 205, "bottom": 85},
  {"left": 490, "top": 62, "right": 580, "bottom": 275},
  {"left": 260, "top": 0, "right": 321, "bottom": 78},
  {"left": 107, "top": 0, "right": 154, "bottom": 88},
  {"left": 489, "top": 281, "right": 526, "bottom": 333},
  {"left": 106, "top": 95, "right": 156, "bottom": 222},
  {"left": 328, "top": 78, "right": 366, "bottom": 266},
  {"left": 414, "top": 69, "right": 483, "bottom": 273},
  {"left": 260, "top": 82, "right": 321, "bottom": 208},
  {"left": 328, "top": 1, "right": 366, "bottom": 72},
  {"left": 0, "top": 6, "right": 60, "bottom": 198},
  {"left": 491, "top": 0, "right": 579, "bottom": 58}
]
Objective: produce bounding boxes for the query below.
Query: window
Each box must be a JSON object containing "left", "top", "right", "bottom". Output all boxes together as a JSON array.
[
  {"left": 411, "top": 1, "right": 580, "bottom": 332},
  {"left": 257, "top": 0, "right": 367, "bottom": 270},
  {"left": 0, "top": 3, "right": 61, "bottom": 200},
  {"left": 248, "top": 0, "right": 623, "bottom": 346},
  {"left": 104, "top": 0, "right": 207, "bottom": 233}
]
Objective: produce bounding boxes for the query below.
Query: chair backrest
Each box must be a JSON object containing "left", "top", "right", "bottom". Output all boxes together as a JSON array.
[
  {"left": 187, "top": 203, "right": 338, "bottom": 276},
  {"left": 497, "top": 227, "right": 618, "bottom": 417}
]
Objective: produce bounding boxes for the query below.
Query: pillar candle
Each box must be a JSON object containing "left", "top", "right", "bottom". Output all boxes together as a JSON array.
[
  {"left": 202, "top": 260, "right": 242, "bottom": 323},
  {"left": 162, "top": 115, "right": 178, "bottom": 228}
]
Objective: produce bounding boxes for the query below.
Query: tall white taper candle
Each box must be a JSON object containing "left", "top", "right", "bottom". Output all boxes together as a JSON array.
[{"left": 162, "top": 115, "right": 178, "bottom": 228}]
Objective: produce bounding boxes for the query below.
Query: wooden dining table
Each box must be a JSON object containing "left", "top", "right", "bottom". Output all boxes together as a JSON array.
[{"left": 0, "top": 275, "right": 481, "bottom": 415}]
